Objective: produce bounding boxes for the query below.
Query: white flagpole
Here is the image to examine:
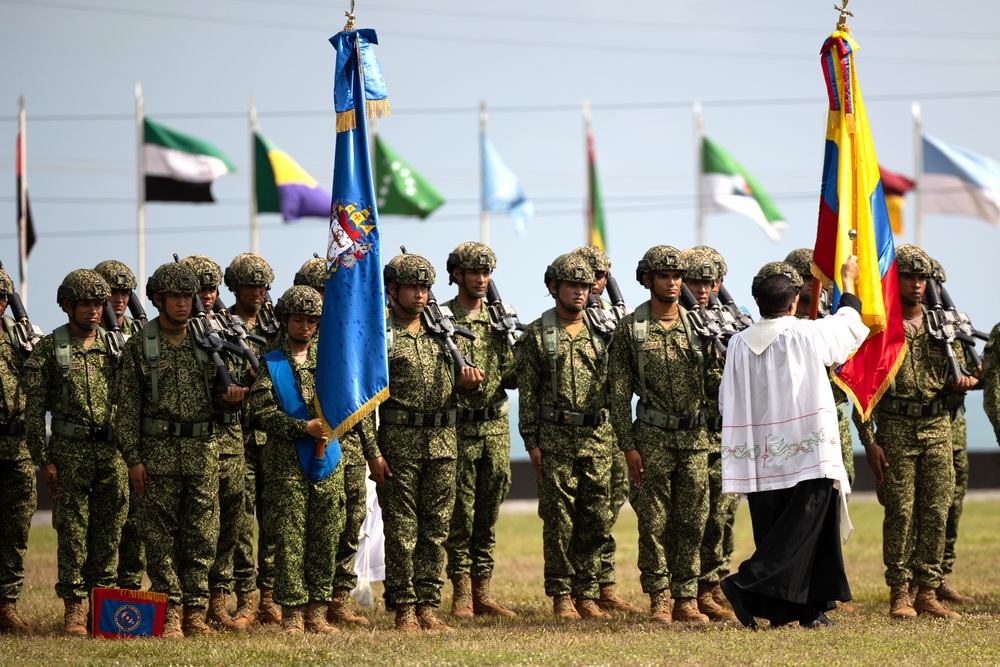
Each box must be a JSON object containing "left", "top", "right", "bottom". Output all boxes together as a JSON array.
[
  {"left": 136, "top": 83, "right": 146, "bottom": 296},
  {"left": 583, "top": 101, "right": 592, "bottom": 247},
  {"left": 249, "top": 95, "right": 259, "bottom": 254},
  {"left": 17, "top": 96, "right": 28, "bottom": 304},
  {"left": 912, "top": 101, "right": 923, "bottom": 249},
  {"left": 694, "top": 100, "right": 705, "bottom": 246},
  {"left": 479, "top": 100, "right": 489, "bottom": 246}
]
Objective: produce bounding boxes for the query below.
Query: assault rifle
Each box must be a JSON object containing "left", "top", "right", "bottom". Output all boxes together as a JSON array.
[
  {"left": 680, "top": 285, "right": 728, "bottom": 356},
  {"left": 127, "top": 291, "right": 148, "bottom": 329},
  {"left": 485, "top": 279, "right": 524, "bottom": 351},
  {"left": 257, "top": 292, "right": 280, "bottom": 337},
  {"left": 424, "top": 288, "right": 477, "bottom": 371},
  {"left": 936, "top": 282, "right": 986, "bottom": 369},
  {"left": 715, "top": 284, "right": 754, "bottom": 332},
  {"left": 0, "top": 261, "right": 42, "bottom": 357},
  {"left": 604, "top": 274, "right": 630, "bottom": 323},
  {"left": 101, "top": 301, "right": 127, "bottom": 360},
  {"left": 585, "top": 294, "right": 617, "bottom": 344},
  {"left": 211, "top": 296, "right": 266, "bottom": 373},
  {"left": 925, "top": 277, "right": 968, "bottom": 381}
]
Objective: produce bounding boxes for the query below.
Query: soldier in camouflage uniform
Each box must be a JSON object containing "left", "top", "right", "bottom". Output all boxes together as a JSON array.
[
  {"left": 856, "top": 245, "right": 976, "bottom": 620},
  {"left": 24, "top": 270, "right": 126, "bottom": 636},
  {"left": 224, "top": 253, "right": 282, "bottom": 626},
  {"left": 516, "top": 254, "right": 614, "bottom": 621},
  {"left": 569, "top": 245, "right": 642, "bottom": 615},
  {"left": 365, "top": 252, "right": 485, "bottom": 632},
  {"left": 442, "top": 242, "right": 517, "bottom": 618},
  {"left": 0, "top": 267, "right": 36, "bottom": 635},
  {"left": 94, "top": 259, "right": 147, "bottom": 590},
  {"left": 294, "top": 256, "right": 327, "bottom": 298},
  {"left": 607, "top": 246, "right": 718, "bottom": 625},
  {"left": 114, "top": 262, "right": 248, "bottom": 637},
  {"left": 983, "top": 317, "right": 1000, "bottom": 487}
]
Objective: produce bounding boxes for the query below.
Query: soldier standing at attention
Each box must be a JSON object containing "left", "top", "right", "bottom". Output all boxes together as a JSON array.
[
  {"left": 516, "top": 253, "right": 614, "bottom": 621},
  {"left": 365, "top": 252, "right": 485, "bottom": 633},
  {"left": 94, "top": 260, "right": 144, "bottom": 337},
  {"left": 114, "top": 262, "right": 248, "bottom": 637},
  {"left": 442, "top": 242, "right": 517, "bottom": 619},
  {"left": 0, "top": 267, "right": 36, "bottom": 635},
  {"left": 24, "top": 270, "right": 126, "bottom": 636}
]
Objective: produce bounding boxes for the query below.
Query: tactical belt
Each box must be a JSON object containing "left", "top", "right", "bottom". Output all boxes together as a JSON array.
[
  {"left": 141, "top": 417, "right": 215, "bottom": 439},
  {"left": 636, "top": 403, "right": 705, "bottom": 431},
  {"left": 457, "top": 398, "right": 510, "bottom": 423},
  {"left": 878, "top": 397, "right": 946, "bottom": 419},
  {"left": 50, "top": 418, "right": 110, "bottom": 442},
  {"left": 379, "top": 407, "right": 458, "bottom": 427},
  {"left": 837, "top": 401, "right": 850, "bottom": 422},
  {"left": 704, "top": 415, "right": 723, "bottom": 432},
  {"left": 539, "top": 406, "right": 609, "bottom": 427},
  {"left": 0, "top": 418, "right": 25, "bottom": 436},
  {"left": 215, "top": 410, "right": 243, "bottom": 426}
]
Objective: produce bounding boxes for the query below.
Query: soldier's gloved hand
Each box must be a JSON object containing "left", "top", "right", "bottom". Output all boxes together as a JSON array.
[
  {"left": 864, "top": 443, "right": 889, "bottom": 485},
  {"left": 460, "top": 366, "right": 486, "bottom": 391},
  {"left": 528, "top": 447, "right": 543, "bottom": 483},
  {"left": 368, "top": 456, "right": 392, "bottom": 489},
  {"left": 624, "top": 450, "right": 644, "bottom": 488},
  {"left": 129, "top": 463, "right": 148, "bottom": 498},
  {"left": 40, "top": 463, "right": 58, "bottom": 501}
]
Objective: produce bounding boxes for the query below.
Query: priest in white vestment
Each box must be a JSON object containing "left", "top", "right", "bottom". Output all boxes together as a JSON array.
[{"left": 719, "top": 257, "right": 868, "bottom": 629}]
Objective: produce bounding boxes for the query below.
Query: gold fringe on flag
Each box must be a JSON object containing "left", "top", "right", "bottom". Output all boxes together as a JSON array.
[
  {"left": 315, "top": 384, "right": 389, "bottom": 443},
  {"left": 99, "top": 588, "right": 169, "bottom": 603},
  {"left": 335, "top": 99, "right": 391, "bottom": 134}
]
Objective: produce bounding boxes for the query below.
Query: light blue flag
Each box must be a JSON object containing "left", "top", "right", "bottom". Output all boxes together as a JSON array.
[
  {"left": 481, "top": 134, "right": 534, "bottom": 237},
  {"left": 922, "top": 134, "right": 1000, "bottom": 225},
  {"left": 315, "top": 28, "right": 390, "bottom": 444}
]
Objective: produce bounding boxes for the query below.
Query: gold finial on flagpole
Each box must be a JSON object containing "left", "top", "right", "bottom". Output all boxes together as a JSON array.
[
  {"left": 344, "top": 0, "right": 356, "bottom": 30},
  {"left": 834, "top": 0, "right": 853, "bottom": 31}
]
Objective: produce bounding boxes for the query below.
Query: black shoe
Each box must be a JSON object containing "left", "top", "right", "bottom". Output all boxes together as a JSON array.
[
  {"left": 720, "top": 578, "right": 757, "bottom": 630},
  {"left": 800, "top": 610, "right": 836, "bottom": 628}
]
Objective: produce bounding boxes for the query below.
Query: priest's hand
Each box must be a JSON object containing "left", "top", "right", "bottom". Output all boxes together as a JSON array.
[
  {"left": 528, "top": 447, "right": 543, "bottom": 483},
  {"left": 625, "top": 449, "right": 644, "bottom": 488},
  {"left": 864, "top": 442, "right": 889, "bottom": 485},
  {"left": 840, "top": 255, "right": 859, "bottom": 295}
]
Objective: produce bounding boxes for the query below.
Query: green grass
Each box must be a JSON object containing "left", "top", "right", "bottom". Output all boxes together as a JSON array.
[{"left": 4, "top": 497, "right": 1000, "bottom": 666}]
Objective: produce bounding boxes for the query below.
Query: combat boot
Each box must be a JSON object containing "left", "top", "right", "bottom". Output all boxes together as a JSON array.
[
  {"left": 574, "top": 598, "right": 610, "bottom": 619},
  {"left": 835, "top": 600, "right": 856, "bottom": 613},
  {"left": 597, "top": 583, "right": 643, "bottom": 614},
  {"left": 230, "top": 590, "right": 256, "bottom": 630},
  {"left": 304, "top": 600, "right": 339, "bottom": 634},
  {"left": 415, "top": 604, "right": 455, "bottom": 632},
  {"left": 162, "top": 603, "right": 184, "bottom": 638},
  {"left": 328, "top": 587, "right": 369, "bottom": 626},
  {"left": 889, "top": 583, "right": 917, "bottom": 619},
  {"left": 206, "top": 588, "right": 236, "bottom": 629},
  {"left": 697, "top": 581, "right": 736, "bottom": 621},
  {"left": 711, "top": 583, "right": 730, "bottom": 609},
  {"left": 450, "top": 574, "right": 474, "bottom": 618},
  {"left": 0, "top": 598, "right": 32, "bottom": 635},
  {"left": 649, "top": 590, "right": 672, "bottom": 625},
  {"left": 672, "top": 597, "right": 710, "bottom": 624},
  {"left": 914, "top": 586, "right": 961, "bottom": 619},
  {"left": 553, "top": 594, "right": 581, "bottom": 621},
  {"left": 257, "top": 588, "right": 281, "bottom": 625},
  {"left": 937, "top": 576, "right": 975, "bottom": 604},
  {"left": 62, "top": 598, "right": 88, "bottom": 636},
  {"left": 281, "top": 605, "right": 304, "bottom": 635},
  {"left": 472, "top": 576, "right": 516, "bottom": 617},
  {"left": 394, "top": 604, "right": 420, "bottom": 633},
  {"left": 181, "top": 606, "right": 215, "bottom": 636}
]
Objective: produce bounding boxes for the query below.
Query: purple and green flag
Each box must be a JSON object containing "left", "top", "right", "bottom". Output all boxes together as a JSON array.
[{"left": 254, "top": 130, "right": 331, "bottom": 222}]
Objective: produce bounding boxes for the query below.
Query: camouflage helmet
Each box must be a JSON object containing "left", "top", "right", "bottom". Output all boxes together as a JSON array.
[
  {"left": 930, "top": 257, "right": 947, "bottom": 283},
  {"left": 384, "top": 252, "right": 436, "bottom": 287},
  {"left": 572, "top": 246, "right": 611, "bottom": 272},
  {"left": 146, "top": 262, "right": 199, "bottom": 300},
  {"left": 783, "top": 248, "right": 814, "bottom": 281},
  {"left": 0, "top": 267, "right": 13, "bottom": 295},
  {"left": 293, "top": 256, "right": 326, "bottom": 291},
  {"left": 180, "top": 255, "right": 222, "bottom": 289},
  {"left": 224, "top": 253, "right": 274, "bottom": 292},
  {"left": 544, "top": 253, "right": 595, "bottom": 286},
  {"left": 895, "top": 244, "right": 933, "bottom": 276},
  {"left": 275, "top": 285, "right": 323, "bottom": 319},
  {"left": 752, "top": 261, "right": 803, "bottom": 297},
  {"left": 93, "top": 260, "right": 137, "bottom": 291},
  {"left": 57, "top": 269, "right": 111, "bottom": 305},
  {"left": 446, "top": 242, "right": 497, "bottom": 283},
  {"left": 635, "top": 245, "right": 687, "bottom": 284},
  {"left": 682, "top": 248, "right": 720, "bottom": 282},
  {"left": 690, "top": 245, "right": 727, "bottom": 277}
]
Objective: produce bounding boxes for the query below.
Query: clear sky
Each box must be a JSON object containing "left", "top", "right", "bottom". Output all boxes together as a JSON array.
[{"left": 2, "top": 0, "right": 1000, "bottom": 454}]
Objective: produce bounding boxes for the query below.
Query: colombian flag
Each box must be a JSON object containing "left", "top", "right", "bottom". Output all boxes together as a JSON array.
[{"left": 812, "top": 28, "right": 905, "bottom": 422}]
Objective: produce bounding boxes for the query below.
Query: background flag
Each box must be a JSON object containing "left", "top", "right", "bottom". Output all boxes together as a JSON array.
[
  {"left": 254, "top": 130, "right": 331, "bottom": 222},
  {"left": 481, "top": 134, "right": 533, "bottom": 238},
  {"left": 921, "top": 134, "right": 1000, "bottom": 225},
  {"left": 813, "top": 28, "right": 904, "bottom": 421},
  {"left": 143, "top": 118, "right": 235, "bottom": 202},
  {"left": 15, "top": 131, "right": 36, "bottom": 264},
  {"left": 585, "top": 111, "right": 607, "bottom": 251},
  {"left": 92, "top": 588, "right": 167, "bottom": 639},
  {"left": 878, "top": 164, "right": 914, "bottom": 235},
  {"left": 701, "top": 136, "right": 786, "bottom": 242},
  {"left": 315, "top": 27, "right": 390, "bottom": 445},
  {"left": 374, "top": 134, "right": 445, "bottom": 219}
]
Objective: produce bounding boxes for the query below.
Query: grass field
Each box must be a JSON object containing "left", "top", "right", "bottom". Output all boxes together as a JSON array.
[{"left": 3, "top": 496, "right": 1000, "bottom": 666}]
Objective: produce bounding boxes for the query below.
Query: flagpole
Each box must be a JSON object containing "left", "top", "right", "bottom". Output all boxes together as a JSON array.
[
  {"left": 249, "top": 95, "right": 259, "bottom": 254},
  {"left": 912, "top": 101, "right": 923, "bottom": 248},
  {"left": 136, "top": 83, "right": 146, "bottom": 296},
  {"left": 583, "top": 100, "right": 592, "bottom": 246},
  {"left": 479, "top": 100, "right": 489, "bottom": 246},
  {"left": 693, "top": 100, "right": 705, "bottom": 246},
  {"left": 17, "top": 96, "right": 28, "bottom": 304}
]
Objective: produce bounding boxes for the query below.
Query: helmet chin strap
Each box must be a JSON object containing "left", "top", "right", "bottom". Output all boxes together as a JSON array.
[
  {"left": 900, "top": 294, "right": 920, "bottom": 307},
  {"left": 287, "top": 332, "right": 312, "bottom": 345},
  {"left": 556, "top": 296, "right": 584, "bottom": 313},
  {"left": 401, "top": 304, "right": 425, "bottom": 315},
  {"left": 163, "top": 311, "right": 189, "bottom": 327},
  {"left": 652, "top": 290, "right": 678, "bottom": 304}
]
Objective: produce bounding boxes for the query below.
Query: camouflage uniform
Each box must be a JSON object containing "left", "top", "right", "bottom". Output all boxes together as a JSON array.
[
  {"left": 294, "top": 257, "right": 327, "bottom": 295},
  {"left": 983, "top": 322, "right": 1000, "bottom": 443},
  {"left": 331, "top": 423, "right": 368, "bottom": 592},
  {"left": 941, "top": 402, "right": 967, "bottom": 576},
  {"left": 25, "top": 270, "right": 127, "bottom": 603},
  {"left": 516, "top": 255, "right": 614, "bottom": 602}
]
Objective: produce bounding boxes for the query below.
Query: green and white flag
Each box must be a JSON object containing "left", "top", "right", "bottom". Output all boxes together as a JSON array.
[
  {"left": 374, "top": 134, "right": 444, "bottom": 218},
  {"left": 702, "top": 136, "right": 785, "bottom": 242},
  {"left": 144, "top": 118, "right": 235, "bottom": 202}
]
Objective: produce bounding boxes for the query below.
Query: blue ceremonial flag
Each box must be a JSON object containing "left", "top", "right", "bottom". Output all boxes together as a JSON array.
[
  {"left": 481, "top": 134, "right": 534, "bottom": 238},
  {"left": 92, "top": 587, "right": 167, "bottom": 639},
  {"left": 315, "top": 26, "right": 390, "bottom": 443}
]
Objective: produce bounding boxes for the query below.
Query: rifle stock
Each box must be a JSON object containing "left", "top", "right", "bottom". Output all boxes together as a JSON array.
[
  {"left": 4, "top": 290, "right": 43, "bottom": 356},
  {"left": 127, "top": 291, "right": 148, "bottom": 328},
  {"left": 101, "top": 301, "right": 127, "bottom": 360},
  {"left": 681, "top": 285, "right": 728, "bottom": 356},
  {"left": 604, "top": 274, "right": 629, "bottom": 322},
  {"left": 485, "top": 279, "right": 523, "bottom": 351},
  {"left": 423, "top": 288, "right": 476, "bottom": 371}
]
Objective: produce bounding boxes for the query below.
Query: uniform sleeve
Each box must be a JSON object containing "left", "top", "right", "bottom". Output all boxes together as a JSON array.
[
  {"left": 359, "top": 412, "right": 380, "bottom": 460},
  {"left": 702, "top": 334, "right": 723, "bottom": 403},
  {"left": 608, "top": 321, "right": 637, "bottom": 452},
  {"left": 515, "top": 323, "right": 543, "bottom": 452},
  {"left": 114, "top": 338, "right": 146, "bottom": 468},
  {"left": 250, "top": 361, "right": 308, "bottom": 440},
  {"left": 23, "top": 339, "right": 54, "bottom": 467},
  {"left": 499, "top": 341, "right": 518, "bottom": 390},
  {"left": 851, "top": 404, "right": 877, "bottom": 448},
  {"left": 982, "top": 324, "right": 1000, "bottom": 445}
]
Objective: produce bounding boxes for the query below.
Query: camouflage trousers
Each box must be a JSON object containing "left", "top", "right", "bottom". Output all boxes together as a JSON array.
[
  {"left": 598, "top": 450, "right": 629, "bottom": 586},
  {"left": 141, "top": 472, "right": 220, "bottom": 607},
  {"left": 265, "top": 469, "right": 345, "bottom": 607},
  {"left": 116, "top": 481, "right": 145, "bottom": 589},
  {"left": 52, "top": 454, "right": 127, "bottom": 600},
  {"left": 208, "top": 453, "right": 247, "bottom": 592},
  {"left": 0, "top": 458, "right": 35, "bottom": 600},
  {"left": 943, "top": 415, "right": 968, "bottom": 575},
  {"left": 538, "top": 453, "right": 612, "bottom": 600},
  {"left": 378, "top": 456, "right": 456, "bottom": 607},
  {"left": 445, "top": 433, "right": 512, "bottom": 578},
  {"left": 332, "top": 462, "right": 368, "bottom": 591},
  {"left": 699, "top": 450, "right": 741, "bottom": 585},
  {"left": 632, "top": 445, "right": 709, "bottom": 599},
  {"left": 233, "top": 443, "right": 275, "bottom": 593},
  {"left": 839, "top": 413, "right": 855, "bottom": 487}
]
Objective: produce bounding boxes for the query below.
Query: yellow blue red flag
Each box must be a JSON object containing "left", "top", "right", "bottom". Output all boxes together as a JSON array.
[{"left": 812, "top": 28, "right": 905, "bottom": 421}]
